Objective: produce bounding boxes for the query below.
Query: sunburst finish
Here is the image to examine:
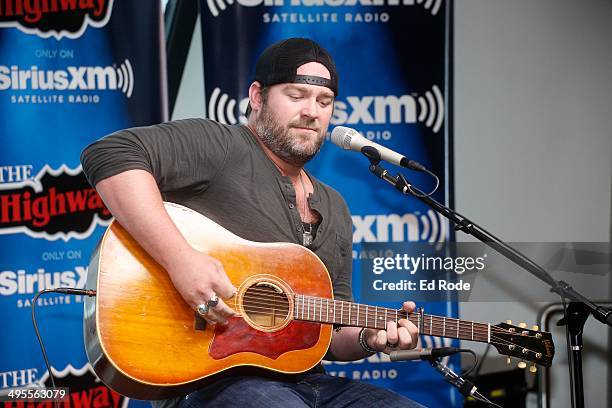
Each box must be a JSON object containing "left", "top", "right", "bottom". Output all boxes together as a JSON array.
[{"left": 85, "top": 203, "right": 333, "bottom": 399}]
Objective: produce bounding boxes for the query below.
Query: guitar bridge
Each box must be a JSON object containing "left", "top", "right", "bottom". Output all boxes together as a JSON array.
[{"left": 195, "top": 312, "right": 207, "bottom": 331}]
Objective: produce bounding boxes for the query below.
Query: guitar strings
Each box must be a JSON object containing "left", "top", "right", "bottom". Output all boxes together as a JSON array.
[
  {"left": 239, "top": 287, "right": 484, "bottom": 325},
  {"left": 235, "top": 291, "right": 546, "bottom": 358},
  {"left": 237, "top": 302, "right": 535, "bottom": 342},
  {"left": 236, "top": 288, "right": 542, "bottom": 339},
  {"left": 238, "top": 293, "right": 537, "bottom": 337},
  {"left": 237, "top": 293, "right": 535, "bottom": 338},
  {"left": 239, "top": 289, "right": 531, "bottom": 335},
  {"left": 235, "top": 304, "right": 543, "bottom": 361},
  {"left": 235, "top": 303, "right": 544, "bottom": 358},
  {"left": 240, "top": 296, "right": 524, "bottom": 334},
  {"left": 242, "top": 288, "right": 489, "bottom": 331}
]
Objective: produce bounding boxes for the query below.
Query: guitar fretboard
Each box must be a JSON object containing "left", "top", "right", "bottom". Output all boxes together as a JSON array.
[{"left": 294, "top": 294, "right": 490, "bottom": 343}]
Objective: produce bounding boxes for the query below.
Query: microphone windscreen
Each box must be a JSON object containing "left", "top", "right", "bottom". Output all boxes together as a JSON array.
[{"left": 330, "top": 126, "right": 355, "bottom": 150}]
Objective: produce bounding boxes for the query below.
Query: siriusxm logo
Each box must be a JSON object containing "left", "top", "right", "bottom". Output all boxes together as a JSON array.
[
  {"left": 206, "top": 0, "right": 442, "bottom": 17},
  {"left": 332, "top": 85, "right": 444, "bottom": 133},
  {"left": 352, "top": 209, "right": 446, "bottom": 244},
  {"left": 207, "top": 85, "right": 444, "bottom": 132},
  {"left": 208, "top": 87, "right": 249, "bottom": 125},
  {"left": 0, "top": 59, "right": 134, "bottom": 97},
  {"left": 0, "top": 266, "right": 87, "bottom": 296}
]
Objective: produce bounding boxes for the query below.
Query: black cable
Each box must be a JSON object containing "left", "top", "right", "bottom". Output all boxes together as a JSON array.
[
  {"left": 402, "top": 170, "right": 440, "bottom": 198},
  {"left": 459, "top": 348, "right": 478, "bottom": 377},
  {"left": 31, "top": 288, "right": 96, "bottom": 408},
  {"left": 471, "top": 343, "right": 491, "bottom": 380},
  {"left": 472, "top": 394, "right": 504, "bottom": 408},
  {"left": 457, "top": 349, "right": 503, "bottom": 408}
]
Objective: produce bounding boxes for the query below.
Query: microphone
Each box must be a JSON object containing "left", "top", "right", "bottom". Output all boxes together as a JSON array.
[
  {"left": 330, "top": 126, "right": 426, "bottom": 171},
  {"left": 389, "top": 347, "right": 460, "bottom": 362}
]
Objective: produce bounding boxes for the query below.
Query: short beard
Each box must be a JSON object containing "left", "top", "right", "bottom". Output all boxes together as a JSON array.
[{"left": 254, "top": 100, "right": 324, "bottom": 167}]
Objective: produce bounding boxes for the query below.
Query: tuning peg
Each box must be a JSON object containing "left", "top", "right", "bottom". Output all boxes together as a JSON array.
[
  {"left": 529, "top": 365, "right": 537, "bottom": 373},
  {"left": 517, "top": 361, "right": 527, "bottom": 369},
  {"left": 518, "top": 322, "right": 527, "bottom": 328},
  {"left": 506, "top": 320, "right": 512, "bottom": 324},
  {"left": 532, "top": 325, "right": 539, "bottom": 331},
  {"left": 506, "top": 357, "right": 511, "bottom": 365}
]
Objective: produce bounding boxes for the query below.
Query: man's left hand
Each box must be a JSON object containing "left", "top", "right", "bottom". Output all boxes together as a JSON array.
[{"left": 363, "top": 301, "right": 419, "bottom": 354}]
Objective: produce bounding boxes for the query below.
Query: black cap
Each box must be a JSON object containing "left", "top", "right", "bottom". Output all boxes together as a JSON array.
[
  {"left": 253, "top": 37, "right": 338, "bottom": 96},
  {"left": 246, "top": 38, "right": 338, "bottom": 116}
]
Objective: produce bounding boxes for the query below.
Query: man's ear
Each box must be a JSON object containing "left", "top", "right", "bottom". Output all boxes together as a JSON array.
[{"left": 248, "top": 81, "right": 264, "bottom": 113}]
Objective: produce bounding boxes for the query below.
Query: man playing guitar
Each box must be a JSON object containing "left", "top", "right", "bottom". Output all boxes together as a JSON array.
[{"left": 81, "top": 38, "right": 423, "bottom": 407}]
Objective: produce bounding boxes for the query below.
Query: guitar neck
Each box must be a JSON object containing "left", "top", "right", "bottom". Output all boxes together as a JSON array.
[{"left": 293, "top": 295, "right": 490, "bottom": 343}]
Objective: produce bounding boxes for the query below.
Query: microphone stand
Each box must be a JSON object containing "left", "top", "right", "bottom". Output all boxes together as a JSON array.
[{"left": 360, "top": 146, "right": 612, "bottom": 408}]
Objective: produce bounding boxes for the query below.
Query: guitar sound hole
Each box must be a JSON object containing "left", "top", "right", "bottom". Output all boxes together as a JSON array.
[{"left": 243, "top": 283, "right": 290, "bottom": 329}]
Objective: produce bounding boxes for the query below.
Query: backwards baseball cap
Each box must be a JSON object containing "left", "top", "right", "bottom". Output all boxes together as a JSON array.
[{"left": 246, "top": 38, "right": 339, "bottom": 115}]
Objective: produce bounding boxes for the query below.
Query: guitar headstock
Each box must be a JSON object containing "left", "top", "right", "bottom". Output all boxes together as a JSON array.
[{"left": 490, "top": 321, "right": 555, "bottom": 369}]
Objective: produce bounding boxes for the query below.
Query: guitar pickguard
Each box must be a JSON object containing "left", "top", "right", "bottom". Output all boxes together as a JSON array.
[{"left": 209, "top": 317, "right": 321, "bottom": 360}]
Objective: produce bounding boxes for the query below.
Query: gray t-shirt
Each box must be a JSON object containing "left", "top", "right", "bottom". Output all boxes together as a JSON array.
[{"left": 81, "top": 118, "right": 353, "bottom": 301}]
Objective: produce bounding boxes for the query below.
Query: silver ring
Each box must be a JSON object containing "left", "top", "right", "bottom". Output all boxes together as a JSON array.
[
  {"left": 196, "top": 303, "right": 209, "bottom": 316},
  {"left": 207, "top": 293, "right": 219, "bottom": 308},
  {"left": 386, "top": 341, "right": 399, "bottom": 349}
]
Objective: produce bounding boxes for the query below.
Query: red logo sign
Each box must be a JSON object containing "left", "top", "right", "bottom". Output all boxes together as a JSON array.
[
  {"left": 0, "top": 165, "right": 111, "bottom": 241},
  {"left": 0, "top": 0, "right": 114, "bottom": 39}
]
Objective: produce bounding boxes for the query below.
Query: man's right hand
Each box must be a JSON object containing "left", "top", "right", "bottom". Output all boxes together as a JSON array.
[
  {"left": 93, "top": 170, "right": 238, "bottom": 326},
  {"left": 167, "top": 248, "right": 238, "bottom": 325}
]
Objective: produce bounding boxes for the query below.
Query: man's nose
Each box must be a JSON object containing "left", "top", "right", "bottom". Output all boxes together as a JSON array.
[{"left": 301, "top": 97, "right": 319, "bottom": 118}]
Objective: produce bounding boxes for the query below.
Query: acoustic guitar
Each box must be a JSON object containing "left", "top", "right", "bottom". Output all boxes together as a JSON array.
[{"left": 84, "top": 202, "right": 554, "bottom": 399}]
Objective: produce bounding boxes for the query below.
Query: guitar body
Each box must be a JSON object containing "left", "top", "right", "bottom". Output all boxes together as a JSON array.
[{"left": 84, "top": 202, "right": 333, "bottom": 399}]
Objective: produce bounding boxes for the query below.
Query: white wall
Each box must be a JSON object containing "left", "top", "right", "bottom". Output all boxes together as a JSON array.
[
  {"left": 454, "top": 1, "right": 612, "bottom": 407},
  {"left": 173, "top": 1, "right": 612, "bottom": 406},
  {"left": 454, "top": 0, "right": 612, "bottom": 242}
]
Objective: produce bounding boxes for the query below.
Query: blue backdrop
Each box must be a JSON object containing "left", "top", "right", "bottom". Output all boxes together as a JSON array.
[{"left": 0, "top": 2, "right": 165, "bottom": 406}]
